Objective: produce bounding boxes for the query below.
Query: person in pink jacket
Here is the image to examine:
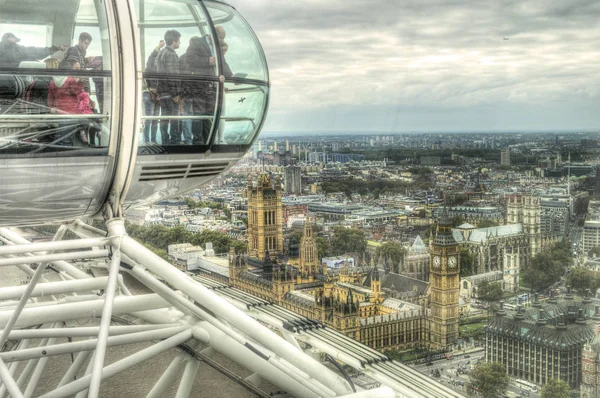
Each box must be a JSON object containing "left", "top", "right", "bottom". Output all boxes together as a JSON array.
[{"left": 48, "top": 59, "right": 98, "bottom": 145}]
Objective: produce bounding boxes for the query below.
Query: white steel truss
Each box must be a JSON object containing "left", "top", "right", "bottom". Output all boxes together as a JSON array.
[{"left": 0, "top": 218, "right": 461, "bottom": 398}]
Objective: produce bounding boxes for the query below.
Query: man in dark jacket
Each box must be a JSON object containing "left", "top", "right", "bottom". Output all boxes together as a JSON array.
[
  {"left": 180, "top": 34, "right": 217, "bottom": 145},
  {"left": 60, "top": 32, "right": 92, "bottom": 69},
  {"left": 156, "top": 29, "right": 182, "bottom": 145},
  {"left": 0, "top": 32, "right": 66, "bottom": 69},
  {"left": 143, "top": 40, "right": 164, "bottom": 143}
]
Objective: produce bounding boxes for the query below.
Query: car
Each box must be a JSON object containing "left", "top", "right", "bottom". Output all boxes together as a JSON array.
[
  {"left": 464, "top": 355, "right": 471, "bottom": 358},
  {"left": 426, "top": 362, "right": 433, "bottom": 366}
]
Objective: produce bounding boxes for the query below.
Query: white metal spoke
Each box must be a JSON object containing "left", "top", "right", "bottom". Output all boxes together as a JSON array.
[
  {"left": 0, "top": 277, "right": 108, "bottom": 302},
  {"left": 0, "top": 294, "right": 170, "bottom": 329},
  {"left": 57, "top": 350, "right": 92, "bottom": 388},
  {"left": 0, "top": 220, "right": 460, "bottom": 397},
  {"left": 0, "top": 357, "right": 23, "bottom": 398},
  {"left": 0, "top": 250, "right": 109, "bottom": 267},
  {"left": 39, "top": 330, "right": 193, "bottom": 398},
  {"left": 146, "top": 354, "right": 186, "bottom": 398},
  {"left": 105, "top": 218, "right": 352, "bottom": 396},
  {"left": 23, "top": 334, "right": 59, "bottom": 398},
  {"left": 0, "top": 339, "right": 28, "bottom": 397},
  {"left": 174, "top": 357, "right": 201, "bottom": 398},
  {"left": 88, "top": 246, "right": 122, "bottom": 398},
  {"left": 7, "top": 324, "right": 179, "bottom": 340},
  {"left": 0, "top": 326, "right": 187, "bottom": 363}
]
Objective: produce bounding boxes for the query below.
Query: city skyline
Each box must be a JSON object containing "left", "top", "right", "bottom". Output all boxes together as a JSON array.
[{"left": 229, "top": 0, "right": 600, "bottom": 133}]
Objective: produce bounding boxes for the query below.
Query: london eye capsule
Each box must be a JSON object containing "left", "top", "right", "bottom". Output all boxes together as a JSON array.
[{"left": 0, "top": 0, "right": 269, "bottom": 226}]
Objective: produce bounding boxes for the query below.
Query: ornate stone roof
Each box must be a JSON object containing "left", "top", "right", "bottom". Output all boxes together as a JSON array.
[{"left": 408, "top": 235, "right": 428, "bottom": 255}]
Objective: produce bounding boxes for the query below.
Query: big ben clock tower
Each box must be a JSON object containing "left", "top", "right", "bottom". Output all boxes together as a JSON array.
[{"left": 429, "top": 208, "right": 460, "bottom": 351}]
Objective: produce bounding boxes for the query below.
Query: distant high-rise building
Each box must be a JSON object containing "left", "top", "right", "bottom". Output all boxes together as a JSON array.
[
  {"left": 285, "top": 140, "right": 290, "bottom": 151},
  {"left": 284, "top": 166, "right": 302, "bottom": 194},
  {"left": 257, "top": 140, "right": 263, "bottom": 152},
  {"left": 501, "top": 148, "right": 511, "bottom": 166},
  {"left": 331, "top": 142, "right": 340, "bottom": 152},
  {"left": 273, "top": 141, "right": 278, "bottom": 152}
]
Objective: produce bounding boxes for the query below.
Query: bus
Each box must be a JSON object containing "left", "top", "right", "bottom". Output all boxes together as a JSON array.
[
  {"left": 504, "top": 303, "right": 517, "bottom": 311},
  {"left": 515, "top": 379, "right": 539, "bottom": 392}
]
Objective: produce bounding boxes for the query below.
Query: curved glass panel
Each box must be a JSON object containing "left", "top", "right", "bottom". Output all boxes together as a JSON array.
[
  {"left": 134, "top": 0, "right": 218, "bottom": 147},
  {"left": 0, "top": 0, "right": 112, "bottom": 155},
  {"left": 204, "top": 1, "right": 269, "bottom": 82},
  {"left": 217, "top": 82, "right": 267, "bottom": 145}
]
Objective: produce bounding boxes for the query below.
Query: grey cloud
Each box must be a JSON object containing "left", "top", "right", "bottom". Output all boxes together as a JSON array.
[{"left": 228, "top": 0, "right": 600, "bottom": 132}]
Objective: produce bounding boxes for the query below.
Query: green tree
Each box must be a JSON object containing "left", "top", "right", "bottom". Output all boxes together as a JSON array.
[
  {"left": 567, "top": 267, "right": 600, "bottom": 294},
  {"left": 468, "top": 362, "right": 510, "bottom": 398},
  {"left": 476, "top": 219, "right": 498, "bottom": 228},
  {"left": 451, "top": 216, "right": 465, "bottom": 227},
  {"left": 316, "top": 236, "right": 331, "bottom": 260},
  {"left": 477, "top": 281, "right": 503, "bottom": 302},
  {"left": 331, "top": 227, "right": 367, "bottom": 256},
  {"left": 540, "top": 378, "right": 570, "bottom": 398},
  {"left": 521, "top": 242, "right": 570, "bottom": 292},
  {"left": 376, "top": 242, "right": 406, "bottom": 272},
  {"left": 589, "top": 245, "right": 600, "bottom": 257}
]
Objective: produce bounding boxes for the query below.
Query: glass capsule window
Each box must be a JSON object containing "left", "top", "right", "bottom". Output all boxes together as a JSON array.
[
  {"left": 0, "top": 0, "right": 112, "bottom": 155},
  {"left": 134, "top": 0, "right": 269, "bottom": 149}
]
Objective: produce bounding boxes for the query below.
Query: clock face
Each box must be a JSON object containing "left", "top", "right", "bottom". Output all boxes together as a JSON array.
[
  {"left": 448, "top": 256, "right": 457, "bottom": 268},
  {"left": 432, "top": 256, "right": 441, "bottom": 268}
]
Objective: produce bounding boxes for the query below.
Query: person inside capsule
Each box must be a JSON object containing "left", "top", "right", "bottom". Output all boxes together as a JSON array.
[
  {"left": 0, "top": 32, "right": 67, "bottom": 70},
  {"left": 156, "top": 29, "right": 182, "bottom": 146}
]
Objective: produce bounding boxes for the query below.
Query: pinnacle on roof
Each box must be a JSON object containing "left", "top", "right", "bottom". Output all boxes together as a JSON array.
[{"left": 303, "top": 213, "right": 313, "bottom": 238}]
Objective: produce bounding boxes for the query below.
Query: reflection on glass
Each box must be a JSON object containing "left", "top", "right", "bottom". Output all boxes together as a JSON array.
[
  {"left": 0, "top": 0, "right": 112, "bottom": 155},
  {"left": 204, "top": 1, "right": 269, "bottom": 82},
  {"left": 217, "top": 82, "right": 267, "bottom": 145},
  {"left": 0, "top": 74, "right": 110, "bottom": 153},
  {"left": 140, "top": 77, "right": 216, "bottom": 146}
]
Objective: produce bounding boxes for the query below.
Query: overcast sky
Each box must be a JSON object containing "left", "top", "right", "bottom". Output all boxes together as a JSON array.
[{"left": 227, "top": 0, "right": 600, "bottom": 133}]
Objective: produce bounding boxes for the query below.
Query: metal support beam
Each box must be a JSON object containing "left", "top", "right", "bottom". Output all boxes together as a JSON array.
[
  {"left": 106, "top": 218, "right": 353, "bottom": 396},
  {"left": 0, "top": 250, "right": 109, "bottom": 267},
  {"left": 38, "top": 330, "right": 193, "bottom": 398},
  {"left": 0, "top": 235, "right": 108, "bottom": 256},
  {"left": 24, "top": 335, "right": 58, "bottom": 398},
  {"left": 88, "top": 246, "right": 122, "bottom": 398},
  {"left": 57, "top": 350, "right": 92, "bottom": 388},
  {"left": 0, "top": 277, "right": 108, "bottom": 302},
  {"left": 146, "top": 354, "right": 186, "bottom": 398},
  {"left": 0, "top": 294, "right": 170, "bottom": 329},
  {"left": 0, "top": 339, "right": 28, "bottom": 397},
  {"left": 0, "top": 326, "right": 187, "bottom": 363},
  {"left": 7, "top": 324, "right": 178, "bottom": 340},
  {"left": 174, "top": 358, "right": 201, "bottom": 398},
  {"left": 0, "top": 357, "right": 23, "bottom": 398}
]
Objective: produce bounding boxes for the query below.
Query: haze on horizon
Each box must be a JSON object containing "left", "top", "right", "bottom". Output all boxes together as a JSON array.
[{"left": 228, "top": 0, "right": 600, "bottom": 134}]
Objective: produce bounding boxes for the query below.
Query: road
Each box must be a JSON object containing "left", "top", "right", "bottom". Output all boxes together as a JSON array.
[{"left": 411, "top": 350, "right": 540, "bottom": 398}]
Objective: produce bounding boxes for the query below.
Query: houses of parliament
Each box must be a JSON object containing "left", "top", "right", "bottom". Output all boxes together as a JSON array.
[{"left": 225, "top": 173, "right": 460, "bottom": 352}]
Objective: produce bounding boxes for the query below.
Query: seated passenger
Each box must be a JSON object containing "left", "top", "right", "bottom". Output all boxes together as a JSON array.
[
  {"left": 48, "top": 59, "right": 98, "bottom": 146},
  {"left": 0, "top": 32, "right": 66, "bottom": 70}
]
